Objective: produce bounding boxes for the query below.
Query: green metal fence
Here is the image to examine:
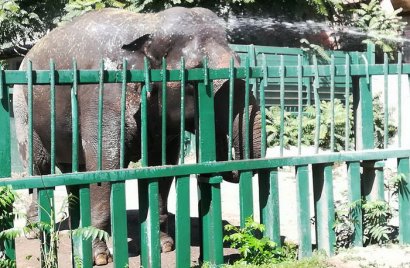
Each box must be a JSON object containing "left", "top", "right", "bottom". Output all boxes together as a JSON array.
[
  {"left": 230, "top": 44, "right": 367, "bottom": 111},
  {"left": 1, "top": 44, "right": 410, "bottom": 267}
]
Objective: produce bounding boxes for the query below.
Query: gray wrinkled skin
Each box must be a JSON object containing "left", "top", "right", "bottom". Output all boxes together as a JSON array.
[{"left": 13, "top": 7, "right": 262, "bottom": 265}]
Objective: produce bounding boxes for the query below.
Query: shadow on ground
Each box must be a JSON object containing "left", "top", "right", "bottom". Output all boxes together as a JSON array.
[{"left": 16, "top": 209, "right": 241, "bottom": 267}]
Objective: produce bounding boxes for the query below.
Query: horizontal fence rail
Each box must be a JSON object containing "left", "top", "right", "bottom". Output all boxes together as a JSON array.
[{"left": 1, "top": 46, "right": 410, "bottom": 267}]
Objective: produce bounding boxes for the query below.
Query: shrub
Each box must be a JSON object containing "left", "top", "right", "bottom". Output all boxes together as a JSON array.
[
  {"left": 334, "top": 199, "right": 395, "bottom": 249},
  {"left": 266, "top": 95, "right": 397, "bottom": 151},
  {"left": 223, "top": 217, "right": 297, "bottom": 265}
]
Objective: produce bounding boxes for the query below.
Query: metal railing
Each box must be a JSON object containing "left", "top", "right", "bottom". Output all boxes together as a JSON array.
[{"left": 1, "top": 45, "right": 410, "bottom": 267}]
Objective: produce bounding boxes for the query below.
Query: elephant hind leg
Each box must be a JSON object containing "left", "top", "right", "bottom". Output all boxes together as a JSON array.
[{"left": 23, "top": 131, "right": 53, "bottom": 238}]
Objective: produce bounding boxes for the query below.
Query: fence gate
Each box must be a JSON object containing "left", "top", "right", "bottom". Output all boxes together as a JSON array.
[{"left": 1, "top": 44, "right": 410, "bottom": 267}]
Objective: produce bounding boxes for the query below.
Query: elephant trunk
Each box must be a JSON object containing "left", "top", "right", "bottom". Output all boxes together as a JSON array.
[
  {"left": 228, "top": 103, "right": 262, "bottom": 183},
  {"left": 214, "top": 79, "right": 264, "bottom": 183}
]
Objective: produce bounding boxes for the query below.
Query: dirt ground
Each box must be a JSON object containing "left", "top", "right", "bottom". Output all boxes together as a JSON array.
[{"left": 12, "top": 147, "right": 410, "bottom": 267}]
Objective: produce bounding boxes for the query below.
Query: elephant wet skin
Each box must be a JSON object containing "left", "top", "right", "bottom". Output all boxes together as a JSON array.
[{"left": 13, "top": 7, "right": 263, "bottom": 266}]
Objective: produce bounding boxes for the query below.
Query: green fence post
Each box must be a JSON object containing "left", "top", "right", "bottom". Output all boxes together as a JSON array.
[
  {"left": 110, "top": 181, "right": 128, "bottom": 268},
  {"left": 398, "top": 157, "right": 410, "bottom": 244},
  {"left": 312, "top": 163, "right": 335, "bottom": 256},
  {"left": 296, "top": 165, "right": 312, "bottom": 258},
  {"left": 258, "top": 169, "right": 281, "bottom": 246},
  {"left": 196, "top": 76, "right": 223, "bottom": 265},
  {"left": 354, "top": 44, "right": 375, "bottom": 151},
  {"left": 176, "top": 175, "right": 191, "bottom": 267},
  {"left": 69, "top": 186, "right": 93, "bottom": 268},
  {"left": 70, "top": 60, "right": 93, "bottom": 268},
  {"left": 0, "top": 69, "right": 15, "bottom": 263},
  {"left": 239, "top": 171, "right": 253, "bottom": 227},
  {"left": 139, "top": 61, "right": 161, "bottom": 268},
  {"left": 347, "top": 161, "right": 362, "bottom": 247}
]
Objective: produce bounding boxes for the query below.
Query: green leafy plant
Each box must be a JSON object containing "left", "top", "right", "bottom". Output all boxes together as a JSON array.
[
  {"left": 0, "top": 191, "right": 109, "bottom": 267},
  {"left": 300, "top": 38, "right": 331, "bottom": 62},
  {"left": 387, "top": 173, "right": 409, "bottom": 197},
  {"left": 266, "top": 95, "right": 397, "bottom": 151},
  {"left": 325, "top": 0, "right": 406, "bottom": 56},
  {"left": 266, "top": 98, "right": 354, "bottom": 151},
  {"left": 362, "top": 200, "right": 393, "bottom": 245},
  {"left": 223, "top": 217, "right": 297, "bottom": 265},
  {"left": 0, "top": 186, "right": 16, "bottom": 268},
  {"left": 353, "top": 0, "right": 406, "bottom": 55},
  {"left": 334, "top": 199, "right": 394, "bottom": 249}
]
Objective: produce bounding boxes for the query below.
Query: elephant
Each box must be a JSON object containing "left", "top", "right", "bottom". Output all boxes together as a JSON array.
[{"left": 13, "top": 7, "right": 263, "bottom": 265}]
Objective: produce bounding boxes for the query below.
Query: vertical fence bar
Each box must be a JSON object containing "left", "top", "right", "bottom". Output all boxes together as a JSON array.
[
  {"left": 398, "top": 157, "right": 410, "bottom": 243},
  {"left": 248, "top": 44, "right": 257, "bottom": 98},
  {"left": 375, "top": 161, "right": 385, "bottom": 201},
  {"left": 279, "top": 55, "right": 285, "bottom": 156},
  {"left": 139, "top": 57, "right": 161, "bottom": 268},
  {"left": 345, "top": 54, "right": 351, "bottom": 151},
  {"left": 312, "top": 163, "right": 335, "bottom": 255},
  {"left": 176, "top": 174, "right": 190, "bottom": 267},
  {"left": 397, "top": 52, "right": 402, "bottom": 147},
  {"left": 176, "top": 57, "right": 191, "bottom": 267},
  {"left": 347, "top": 161, "right": 362, "bottom": 247},
  {"left": 228, "top": 57, "right": 235, "bottom": 161},
  {"left": 239, "top": 55, "right": 253, "bottom": 227},
  {"left": 196, "top": 60, "right": 223, "bottom": 264},
  {"left": 27, "top": 60, "right": 34, "bottom": 176},
  {"left": 260, "top": 54, "right": 267, "bottom": 158},
  {"left": 49, "top": 60, "right": 56, "bottom": 174},
  {"left": 71, "top": 60, "right": 79, "bottom": 172},
  {"left": 161, "top": 58, "right": 167, "bottom": 165},
  {"left": 239, "top": 170, "right": 253, "bottom": 227},
  {"left": 120, "top": 59, "right": 128, "bottom": 168},
  {"left": 97, "top": 59, "right": 104, "bottom": 171},
  {"left": 179, "top": 57, "right": 186, "bottom": 164},
  {"left": 110, "top": 58, "right": 129, "bottom": 268},
  {"left": 297, "top": 55, "right": 302, "bottom": 155},
  {"left": 69, "top": 186, "right": 92, "bottom": 268},
  {"left": 312, "top": 55, "right": 321, "bottom": 154},
  {"left": 0, "top": 66, "right": 15, "bottom": 263},
  {"left": 296, "top": 165, "right": 311, "bottom": 258},
  {"left": 244, "top": 56, "right": 250, "bottom": 159},
  {"left": 228, "top": 57, "right": 235, "bottom": 160},
  {"left": 383, "top": 53, "right": 389, "bottom": 149},
  {"left": 0, "top": 64, "right": 3, "bottom": 100},
  {"left": 41, "top": 60, "right": 56, "bottom": 263},
  {"left": 0, "top": 67, "right": 11, "bottom": 177},
  {"left": 355, "top": 45, "right": 375, "bottom": 150},
  {"left": 110, "top": 181, "right": 128, "bottom": 268},
  {"left": 258, "top": 169, "right": 281, "bottom": 245},
  {"left": 330, "top": 55, "right": 335, "bottom": 152},
  {"left": 70, "top": 59, "right": 93, "bottom": 268}
]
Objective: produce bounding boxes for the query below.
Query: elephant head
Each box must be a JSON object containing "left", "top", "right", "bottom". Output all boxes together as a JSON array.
[
  {"left": 122, "top": 7, "right": 264, "bottom": 182},
  {"left": 121, "top": 7, "right": 239, "bottom": 71}
]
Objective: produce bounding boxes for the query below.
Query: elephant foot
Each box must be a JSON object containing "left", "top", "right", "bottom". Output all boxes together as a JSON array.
[
  {"left": 93, "top": 240, "right": 112, "bottom": 266},
  {"left": 160, "top": 232, "right": 174, "bottom": 253},
  {"left": 94, "top": 252, "right": 113, "bottom": 266}
]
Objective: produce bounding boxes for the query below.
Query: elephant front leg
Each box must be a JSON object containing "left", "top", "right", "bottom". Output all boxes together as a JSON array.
[
  {"left": 159, "top": 178, "right": 174, "bottom": 252},
  {"left": 152, "top": 138, "right": 181, "bottom": 253},
  {"left": 90, "top": 183, "right": 113, "bottom": 265}
]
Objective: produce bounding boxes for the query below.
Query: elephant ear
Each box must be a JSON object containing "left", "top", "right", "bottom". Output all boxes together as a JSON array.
[{"left": 122, "top": 34, "right": 152, "bottom": 54}]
